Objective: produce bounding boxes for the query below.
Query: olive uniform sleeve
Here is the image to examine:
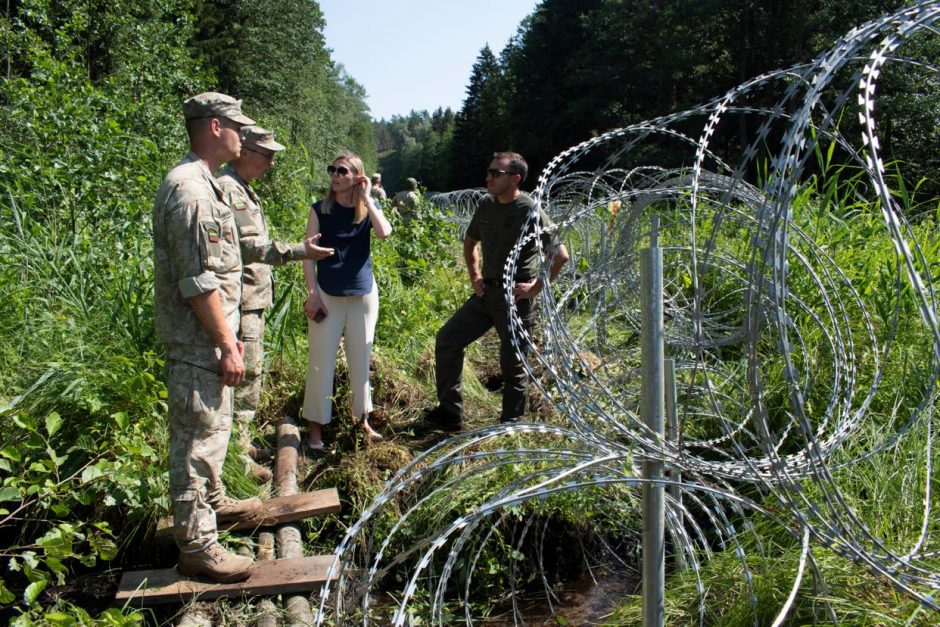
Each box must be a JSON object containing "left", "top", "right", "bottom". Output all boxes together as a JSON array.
[
  {"left": 229, "top": 188, "right": 306, "bottom": 266},
  {"left": 537, "top": 207, "right": 559, "bottom": 251},
  {"left": 239, "top": 232, "right": 306, "bottom": 266},
  {"left": 466, "top": 201, "right": 484, "bottom": 241},
  {"left": 166, "top": 195, "right": 223, "bottom": 298}
]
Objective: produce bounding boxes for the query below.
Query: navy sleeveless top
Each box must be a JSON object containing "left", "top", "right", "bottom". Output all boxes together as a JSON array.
[{"left": 313, "top": 200, "right": 374, "bottom": 296}]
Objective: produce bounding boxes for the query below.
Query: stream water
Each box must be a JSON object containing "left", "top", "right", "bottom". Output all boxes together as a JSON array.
[{"left": 484, "top": 570, "right": 640, "bottom": 625}]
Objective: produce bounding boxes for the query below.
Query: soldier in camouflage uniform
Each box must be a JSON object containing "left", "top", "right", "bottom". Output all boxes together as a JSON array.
[
  {"left": 217, "top": 126, "right": 333, "bottom": 481},
  {"left": 370, "top": 173, "right": 387, "bottom": 204},
  {"left": 152, "top": 92, "right": 261, "bottom": 582},
  {"left": 392, "top": 177, "right": 420, "bottom": 221}
]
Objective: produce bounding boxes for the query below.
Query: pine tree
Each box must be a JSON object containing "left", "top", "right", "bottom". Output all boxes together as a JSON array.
[{"left": 451, "top": 45, "right": 505, "bottom": 189}]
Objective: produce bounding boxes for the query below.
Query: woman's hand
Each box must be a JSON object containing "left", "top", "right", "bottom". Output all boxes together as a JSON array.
[
  {"left": 357, "top": 175, "right": 372, "bottom": 199},
  {"left": 304, "top": 291, "right": 328, "bottom": 322}
]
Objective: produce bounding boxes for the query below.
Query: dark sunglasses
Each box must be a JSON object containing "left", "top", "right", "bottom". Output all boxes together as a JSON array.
[
  {"left": 487, "top": 168, "right": 515, "bottom": 178},
  {"left": 327, "top": 165, "right": 351, "bottom": 176},
  {"left": 244, "top": 147, "right": 274, "bottom": 160}
]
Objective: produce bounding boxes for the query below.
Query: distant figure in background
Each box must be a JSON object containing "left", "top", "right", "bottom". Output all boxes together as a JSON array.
[
  {"left": 392, "top": 177, "right": 420, "bottom": 221},
  {"left": 217, "top": 126, "right": 334, "bottom": 481},
  {"left": 370, "top": 172, "right": 387, "bottom": 205},
  {"left": 152, "top": 92, "right": 258, "bottom": 583},
  {"left": 424, "top": 151, "right": 569, "bottom": 431},
  {"left": 302, "top": 151, "right": 393, "bottom": 451}
]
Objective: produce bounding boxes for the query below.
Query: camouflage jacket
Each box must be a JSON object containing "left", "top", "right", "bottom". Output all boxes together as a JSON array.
[
  {"left": 217, "top": 164, "right": 306, "bottom": 311},
  {"left": 153, "top": 152, "right": 241, "bottom": 369}
]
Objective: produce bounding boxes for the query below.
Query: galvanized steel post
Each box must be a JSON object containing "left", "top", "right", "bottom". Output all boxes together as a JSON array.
[{"left": 642, "top": 216, "right": 665, "bottom": 627}]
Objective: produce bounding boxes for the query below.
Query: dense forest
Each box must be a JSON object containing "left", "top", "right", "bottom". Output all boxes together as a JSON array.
[
  {"left": 0, "top": 0, "right": 938, "bottom": 624},
  {"left": 375, "top": 0, "right": 937, "bottom": 195}
]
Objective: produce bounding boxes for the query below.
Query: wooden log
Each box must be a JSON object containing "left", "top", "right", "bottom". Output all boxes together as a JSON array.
[
  {"left": 277, "top": 416, "right": 316, "bottom": 626},
  {"left": 255, "top": 532, "right": 278, "bottom": 627},
  {"left": 115, "top": 555, "right": 340, "bottom": 605},
  {"left": 276, "top": 415, "right": 301, "bottom": 496}
]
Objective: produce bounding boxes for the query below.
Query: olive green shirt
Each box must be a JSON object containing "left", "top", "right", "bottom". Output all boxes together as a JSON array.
[{"left": 466, "top": 192, "right": 557, "bottom": 282}]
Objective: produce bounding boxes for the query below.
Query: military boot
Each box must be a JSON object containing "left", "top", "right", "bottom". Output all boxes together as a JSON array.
[
  {"left": 178, "top": 542, "right": 254, "bottom": 582},
  {"left": 211, "top": 495, "right": 263, "bottom": 522}
]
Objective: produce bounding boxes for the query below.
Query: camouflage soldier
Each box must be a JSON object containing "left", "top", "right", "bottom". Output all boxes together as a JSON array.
[
  {"left": 392, "top": 177, "right": 420, "bottom": 221},
  {"left": 153, "top": 92, "right": 261, "bottom": 582},
  {"left": 217, "top": 126, "right": 333, "bottom": 480},
  {"left": 370, "top": 172, "right": 387, "bottom": 204}
]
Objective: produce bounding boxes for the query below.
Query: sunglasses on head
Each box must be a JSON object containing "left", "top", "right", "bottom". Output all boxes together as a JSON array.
[
  {"left": 487, "top": 168, "right": 515, "bottom": 178},
  {"left": 327, "top": 164, "right": 352, "bottom": 176}
]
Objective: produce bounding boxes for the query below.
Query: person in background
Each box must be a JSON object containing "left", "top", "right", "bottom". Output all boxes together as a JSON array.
[
  {"left": 424, "top": 151, "right": 569, "bottom": 431},
  {"left": 370, "top": 172, "right": 387, "bottom": 205},
  {"left": 301, "top": 151, "right": 392, "bottom": 451},
  {"left": 152, "top": 92, "right": 258, "bottom": 582},
  {"left": 392, "top": 177, "right": 420, "bottom": 221},
  {"left": 217, "top": 125, "right": 334, "bottom": 481}
]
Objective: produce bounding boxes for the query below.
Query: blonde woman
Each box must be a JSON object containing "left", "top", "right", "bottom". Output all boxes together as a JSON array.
[{"left": 302, "top": 151, "right": 392, "bottom": 450}]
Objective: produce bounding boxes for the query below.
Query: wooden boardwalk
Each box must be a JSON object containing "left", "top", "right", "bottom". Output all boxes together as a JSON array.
[{"left": 117, "top": 418, "right": 342, "bottom": 608}]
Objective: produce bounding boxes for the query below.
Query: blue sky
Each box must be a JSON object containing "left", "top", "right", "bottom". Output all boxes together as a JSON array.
[{"left": 319, "top": 0, "right": 540, "bottom": 120}]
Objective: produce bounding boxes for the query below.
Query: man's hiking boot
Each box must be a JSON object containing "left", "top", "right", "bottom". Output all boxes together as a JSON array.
[
  {"left": 211, "top": 496, "right": 263, "bottom": 522},
  {"left": 178, "top": 542, "right": 254, "bottom": 582},
  {"left": 422, "top": 405, "right": 463, "bottom": 432}
]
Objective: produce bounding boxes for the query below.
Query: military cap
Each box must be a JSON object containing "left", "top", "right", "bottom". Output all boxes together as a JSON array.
[
  {"left": 241, "top": 126, "right": 285, "bottom": 152},
  {"left": 182, "top": 92, "right": 255, "bottom": 125},
  {"left": 371, "top": 172, "right": 382, "bottom": 181},
  {"left": 404, "top": 177, "right": 418, "bottom": 190}
]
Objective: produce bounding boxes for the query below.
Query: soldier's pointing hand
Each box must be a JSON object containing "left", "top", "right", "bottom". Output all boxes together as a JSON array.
[{"left": 304, "top": 233, "right": 335, "bottom": 260}]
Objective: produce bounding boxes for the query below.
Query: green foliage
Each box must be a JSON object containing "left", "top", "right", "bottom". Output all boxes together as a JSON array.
[
  {"left": 9, "top": 603, "right": 145, "bottom": 626},
  {"left": 374, "top": 107, "right": 456, "bottom": 192},
  {"left": 192, "top": 0, "right": 377, "bottom": 179},
  {"left": 0, "top": 0, "right": 937, "bottom": 622},
  {"left": 371, "top": 199, "right": 464, "bottom": 357},
  {"left": 388, "top": 0, "right": 934, "bottom": 195},
  {"left": 451, "top": 44, "right": 509, "bottom": 189}
]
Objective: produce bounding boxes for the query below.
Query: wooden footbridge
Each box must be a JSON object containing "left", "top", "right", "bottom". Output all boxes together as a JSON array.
[{"left": 115, "top": 417, "right": 341, "bottom": 618}]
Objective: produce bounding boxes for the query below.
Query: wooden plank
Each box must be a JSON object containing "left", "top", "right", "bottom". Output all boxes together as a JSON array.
[
  {"left": 153, "top": 489, "right": 341, "bottom": 542},
  {"left": 116, "top": 554, "right": 340, "bottom": 605}
]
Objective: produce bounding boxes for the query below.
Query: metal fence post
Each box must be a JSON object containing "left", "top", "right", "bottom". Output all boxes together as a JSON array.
[
  {"left": 642, "top": 216, "right": 665, "bottom": 627},
  {"left": 664, "top": 357, "right": 686, "bottom": 571}
]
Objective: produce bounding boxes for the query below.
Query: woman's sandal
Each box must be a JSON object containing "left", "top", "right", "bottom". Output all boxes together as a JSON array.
[
  {"left": 302, "top": 440, "right": 325, "bottom": 456},
  {"left": 357, "top": 417, "right": 384, "bottom": 443}
]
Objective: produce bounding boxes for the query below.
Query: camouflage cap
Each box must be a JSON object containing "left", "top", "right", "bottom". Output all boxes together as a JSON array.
[
  {"left": 404, "top": 177, "right": 418, "bottom": 190},
  {"left": 241, "top": 126, "right": 285, "bottom": 152},
  {"left": 371, "top": 172, "right": 382, "bottom": 181},
  {"left": 182, "top": 92, "right": 255, "bottom": 126}
]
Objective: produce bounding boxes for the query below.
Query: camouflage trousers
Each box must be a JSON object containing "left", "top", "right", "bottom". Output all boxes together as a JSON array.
[
  {"left": 234, "top": 310, "right": 265, "bottom": 434},
  {"left": 166, "top": 359, "right": 232, "bottom": 552}
]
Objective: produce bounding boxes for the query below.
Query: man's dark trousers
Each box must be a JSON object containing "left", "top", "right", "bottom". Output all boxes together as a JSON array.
[{"left": 435, "top": 280, "right": 535, "bottom": 422}]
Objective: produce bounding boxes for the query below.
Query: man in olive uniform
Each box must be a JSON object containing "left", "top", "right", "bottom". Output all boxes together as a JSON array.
[
  {"left": 392, "top": 177, "right": 420, "bottom": 221},
  {"left": 153, "top": 92, "right": 261, "bottom": 582},
  {"left": 370, "top": 172, "right": 387, "bottom": 204},
  {"left": 217, "top": 126, "right": 333, "bottom": 480},
  {"left": 424, "top": 152, "right": 569, "bottom": 431}
]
